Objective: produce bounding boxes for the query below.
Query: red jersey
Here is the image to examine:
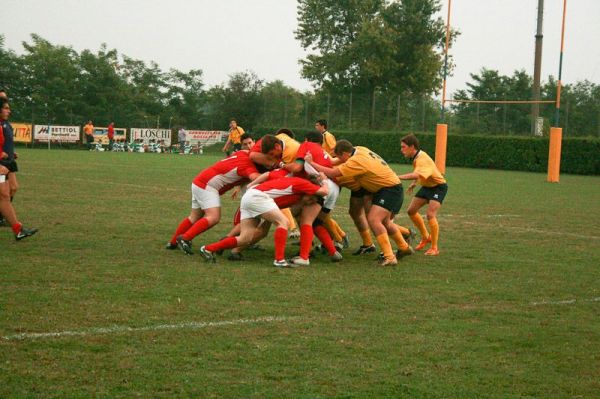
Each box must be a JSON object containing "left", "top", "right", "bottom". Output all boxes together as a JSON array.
[
  {"left": 295, "top": 141, "right": 333, "bottom": 178},
  {"left": 0, "top": 124, "right": 4, "bottom": 151},
  {"left": 193, "top": 151, "right": 259, "bottom": 194},
  {"left": 107, "top": 125, "right": 115, "bottom": 139},
  {"left": 253, "top": 176, "right": 320, "bottom": 209}
]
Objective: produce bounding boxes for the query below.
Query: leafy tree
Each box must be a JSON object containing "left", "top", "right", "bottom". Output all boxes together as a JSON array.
[
  {"left": 295, "top": 0, "right": 447, "bottom": 127},
  {"left": 207, "top": 71, "right": 264, "bottom": 130}
]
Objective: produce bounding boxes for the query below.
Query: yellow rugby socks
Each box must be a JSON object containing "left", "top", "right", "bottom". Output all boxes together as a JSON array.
[
  {"left": 376, "top": 233, "right": 395, "bottom": 260},
  {"left": 323, "top": 216, "right": 343, "bottom": 242},
  {"left": 359, "top": 229, "right": 373, "bottom": 247},
  {"left": 390, "top": 231, "right": 409, "bottom": 250},
  {"left": 409, "top": 213, "right": 429, "bottom": 240},
  {"left": 428, "top": 217, "right": 439, "bottom": 249}
]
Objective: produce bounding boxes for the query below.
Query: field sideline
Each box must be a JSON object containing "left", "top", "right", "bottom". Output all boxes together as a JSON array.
[{"left": 1, "top": 148, "right": 599, "bottom": 397}]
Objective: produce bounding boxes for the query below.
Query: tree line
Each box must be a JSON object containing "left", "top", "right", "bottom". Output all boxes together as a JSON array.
[{"left": 1, "top": 0, "right": 598, "bottom": 137}]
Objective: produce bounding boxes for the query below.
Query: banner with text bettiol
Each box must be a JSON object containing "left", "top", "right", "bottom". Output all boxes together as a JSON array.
[
  {"left": 11, "top": 123, "right": 33, "bottom": 143},
  {"left": 185, "top": 130, "right": 227, "bottom": 145},
  {"left": 93, "top": 127, "right": 127, "bottom": 144},
  {"left": 33, "top": 125, "right": 81, "bottom": 143},
  {"left": 130, "top": 128, "right": 171, "bottom": 146}
]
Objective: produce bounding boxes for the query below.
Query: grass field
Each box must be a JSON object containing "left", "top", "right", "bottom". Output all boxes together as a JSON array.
[{"left": 1, "top": 148, "right": 600, "bottom": 398}]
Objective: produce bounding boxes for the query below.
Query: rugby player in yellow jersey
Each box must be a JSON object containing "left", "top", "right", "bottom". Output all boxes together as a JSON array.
[
  {"left": 306, "top": 139, "right": 413, "bottom": 266},
  {"left": 398, "top": 134, "right": 448, "bottom": 256},
  {"left": 315, "top": 119, "right": 336, "bottom": 158},
  {"left": 223, "top": 119, "right": 245, "bottom": 156}
]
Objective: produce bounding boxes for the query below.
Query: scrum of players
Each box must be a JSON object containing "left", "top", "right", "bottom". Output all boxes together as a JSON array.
[{"left": 165, "top": 119, "right": 447, "bottom": 267}]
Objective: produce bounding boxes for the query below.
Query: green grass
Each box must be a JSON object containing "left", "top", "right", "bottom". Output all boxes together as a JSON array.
[{"left": 1, "top": 148, "right": 600, "bottom": 398}]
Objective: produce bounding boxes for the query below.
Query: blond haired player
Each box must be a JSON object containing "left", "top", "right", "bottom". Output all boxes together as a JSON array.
[
  {"left": 306, "top": 139, "right": 413, "bottom": 266},
  {"left": 398, "top": 134, "right": 448, "bottom": 256}
]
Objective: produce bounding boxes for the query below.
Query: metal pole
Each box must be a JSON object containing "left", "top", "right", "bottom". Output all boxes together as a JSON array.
[
  {"left": 564, "top": 99, "right": 569, "bottom": 135},
  {"left": 531, "top": 0, "right": 544, "bottom": 135},
  {"left": 305, "top": 98, "right": 308, "bottom": 128},
  {"left": 421, "top": 96, "right": 426, "bottom": 131},
  {"left": 503, "top": 96, "right": 507, "bottom": 133},
  {"left": 348, "top": 90, "right": 352, "bottom": 129},
  {"left": 554, "top": 0, "right": 567, "bottom": 126},
  {"left": 284, "top": 92, "right": 288, "bottom": 126},
  {"left": 396, "top": 94, "right": 401, "bottom": 129},
  {"left": 441, "top": 0, "right": 452, "bottom": 120},
  {"left": 327, "top": 91, "right": 331, "bottom": 123}
]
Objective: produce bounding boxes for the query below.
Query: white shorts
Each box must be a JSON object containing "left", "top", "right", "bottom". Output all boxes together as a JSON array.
[
  {"left": 191, "top": 183, "right": 221, "bottom": 210},
  {"left": 323, "top": 179, "right": 340, "bottom": 211},
  {"left": 240, "top": 189, "right": 278, "bottom": 220}
]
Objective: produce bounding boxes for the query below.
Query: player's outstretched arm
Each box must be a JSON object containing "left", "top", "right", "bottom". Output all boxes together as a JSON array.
[
  {"left": 247, "top": 171, "right": 270, "bottom": 188},
  {"left": 304, "top": 153, "right": 341, "bottom": 178}
]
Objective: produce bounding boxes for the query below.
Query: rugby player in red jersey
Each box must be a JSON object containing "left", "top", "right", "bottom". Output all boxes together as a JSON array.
[
  {"left": 282, "top": 131, "right": 346, "bottom": 265},
  {"left": 167, "top": 150, "right": 260, "bottom": 254},
  {"left": 199, "top": 175, "right": 329, "bottom": 267}
]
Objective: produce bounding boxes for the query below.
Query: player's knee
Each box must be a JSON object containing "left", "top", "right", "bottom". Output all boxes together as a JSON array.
[
  {"left": 276, "top": 218, "right": 289, "bottom": 230},
  {"left": 205, "top": 214, "right": 220, "bottom": 226},
  {"left": 0, "top": 185, "right": 10, "bottom": 201},
  {"left": 237, "top": 234, "right": 252, "bottom": 247}
]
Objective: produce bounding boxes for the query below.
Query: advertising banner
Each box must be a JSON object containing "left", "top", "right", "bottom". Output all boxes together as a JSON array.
[
  {"left": 130, "top": 128, "right": 171, "bottom": 146},
  {"left": 12, "top": 123, "right": 33, "bottom": 143},
  {"left": 33, "top": 125, "right": 81, "bottom": 143},
  {"left": 185, "top": 130, "right": 228, "bottom": 145},
  {"left": 93, "top": 127, "right": 127, "bottom": 145}
]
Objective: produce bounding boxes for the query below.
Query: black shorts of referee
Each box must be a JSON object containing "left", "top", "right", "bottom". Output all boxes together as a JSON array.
[
  {"left": 372, "top": 184, "right": 403, "bottom": 215},
  {"left": 0, "top": 159, "right": 18, "bottom": 173}
]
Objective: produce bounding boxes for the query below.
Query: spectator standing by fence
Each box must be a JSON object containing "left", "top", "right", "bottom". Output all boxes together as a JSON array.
[
  {"left": 107, "top": 122, "right": 115, "bottom": 150},
  {"left": 84, "top": 121, "right": 94, "bottom": 150},
  {"left": 178, "top": 127, "right": 187, "bottom": 153}
]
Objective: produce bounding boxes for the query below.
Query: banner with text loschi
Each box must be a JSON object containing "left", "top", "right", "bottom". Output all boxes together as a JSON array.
[{"left": 130, "top": 128, "right": 171, "bottom": 146}]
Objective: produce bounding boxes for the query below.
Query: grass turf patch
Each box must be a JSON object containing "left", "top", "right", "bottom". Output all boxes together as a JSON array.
[{"left": 1, "top": 149, "right": 599, "bottom": 397}]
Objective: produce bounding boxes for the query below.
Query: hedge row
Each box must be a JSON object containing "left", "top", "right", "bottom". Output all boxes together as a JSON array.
[{"left": 252, "top": 127, "right": 600, "bottom": 175}]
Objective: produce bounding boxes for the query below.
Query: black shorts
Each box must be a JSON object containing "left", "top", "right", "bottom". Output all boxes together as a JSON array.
[
  {"left": 0, "top": 159, "right": 18, "bottom": 173},
  {"left": 232, "top": 143, "right": 242, "bottom": 151},
  {"left": 416, "top": 183, "right": 448, "bottom": 204},
  {"left": 372, "top": 184, "right": 403, "bottom": 215},
  {"left": 350, "top": 188, "right": 371, "bottom": 198}
]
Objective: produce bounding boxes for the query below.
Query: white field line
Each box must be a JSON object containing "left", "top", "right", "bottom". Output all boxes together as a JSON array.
[
  {"left": 530, "top": 297, "right": 600, "bottom": 306},
  {"left": 2, "top": 315, "right": 295, "bottom": 341}
]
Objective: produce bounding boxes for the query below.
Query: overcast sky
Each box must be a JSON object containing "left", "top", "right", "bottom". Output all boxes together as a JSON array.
[{"left": 3, "top": 0, "right": 599, "bottom": 98}]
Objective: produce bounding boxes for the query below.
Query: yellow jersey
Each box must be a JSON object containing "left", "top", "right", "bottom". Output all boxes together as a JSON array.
[
  {"left": 337, "top": 146, "right": 400, "bottom": 193},
  {"left": 412, "top": 150, "right": 446, "bottom": 187},
  {"left": 229, "top": 127, "right": 244, "bottom": 144},
  {"left": 335, "top": 174, "right": 362, "bottom": 192},
  {"left": 84, "top": 124, "right": 94, "bottom": 135},
  {"left": 276, "top": 133, "right": 300, "bottom": 164},
  {"left": 322, "top": 131, "right": 336, "bottom": 157}
]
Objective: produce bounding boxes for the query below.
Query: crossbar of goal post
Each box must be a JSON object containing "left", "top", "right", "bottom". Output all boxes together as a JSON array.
[{"left": 436, "top": 0, "right": 568, "bottom": 182}]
